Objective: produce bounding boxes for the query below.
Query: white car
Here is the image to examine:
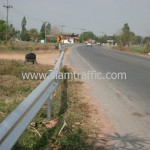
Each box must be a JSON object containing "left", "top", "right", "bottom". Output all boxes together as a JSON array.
[{"left": 86, "top": 43, "right": 92, "bottom": 47}]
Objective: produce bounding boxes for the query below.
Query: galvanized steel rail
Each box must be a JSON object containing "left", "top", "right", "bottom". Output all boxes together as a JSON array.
[{"left": 0, "top": 45, "right": 66, "bottom": 150}]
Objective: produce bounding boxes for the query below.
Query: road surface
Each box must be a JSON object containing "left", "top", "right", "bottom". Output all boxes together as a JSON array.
[{"left": 66, "top": 44, "right": 150, "bottom": 149}]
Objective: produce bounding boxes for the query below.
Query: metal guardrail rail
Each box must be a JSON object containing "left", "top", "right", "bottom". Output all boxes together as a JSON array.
[{"left": 0, "top": 44, "right": 66, "bottom": 150}]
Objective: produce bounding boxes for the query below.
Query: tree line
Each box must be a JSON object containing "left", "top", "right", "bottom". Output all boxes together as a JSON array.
[
  {"left": 80, "top": 23, "right": 150, "bottom": 46},
  {"left": 0, "top": 17, "right": 59, "bottom": 42},
  {"left": 0, "top": 18, "right": 150, "bottom": 46}
]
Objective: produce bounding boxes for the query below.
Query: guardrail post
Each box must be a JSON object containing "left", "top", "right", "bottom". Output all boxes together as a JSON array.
[
  {"left": 59, "top": 43, "right": 61, "bottom": 52},
  {"left": 0, "top": 45, "right": 66, "bottom": 149},
  {"left": 47, "top": 95, "right": 52, "bottom": 120},
  {"left": 46, "top": 70, "right": 53, "bottom": 121}
]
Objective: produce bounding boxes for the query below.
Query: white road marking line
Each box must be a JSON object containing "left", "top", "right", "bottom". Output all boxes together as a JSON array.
[{"left": 75, "top": 48, "right": 95, "bottom": 71}]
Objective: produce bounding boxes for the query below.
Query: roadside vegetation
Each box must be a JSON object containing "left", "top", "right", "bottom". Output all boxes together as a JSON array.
[
  {"left": 103, "top": 23, "right": 150, "bottom": 54},
  {"left": 0, "top": 59, "right": 52, "bottom": 122},
  {"left": 76, "top": 23, "right": 150, "bottom": 54},
  {"left": 0, "top": 59, "right": 105, "bottom": 150},
  {"left": 0, "top": 17, "right": 59, "bottom": 43},
  {"left": 112, "top": 44, "right": 150, "bottom": 54},
  {"left": 0, "top": 41, "right": 58, "bottom": 53},
  {"left": 1, "top": 16, "right": 150, "bottom": 55},
  {"left": 129, "top": 44, "right": 150, "bottom": 54}
]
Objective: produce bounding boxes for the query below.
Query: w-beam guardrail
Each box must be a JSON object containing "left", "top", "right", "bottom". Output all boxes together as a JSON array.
[{"left": 0, "top": 44, "right": 66, "bottom": 150}]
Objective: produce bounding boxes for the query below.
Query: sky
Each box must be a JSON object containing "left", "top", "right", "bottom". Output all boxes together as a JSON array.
[{"left": 0, "top": 0, "right": 150, "bottom": 36}]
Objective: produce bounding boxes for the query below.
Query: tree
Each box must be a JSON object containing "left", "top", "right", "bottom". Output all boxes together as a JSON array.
[
  {"left": 143, "top": 37, "right": 150, "bottom": 52},
  {"left": 121, "top": 23, "right": 136, "bottom": 46},
  {"left": 29, "top": 28, "right": 39, "bottom": 41},
  {"left": 129, "top": 32, "right": 135, "bottom": 45},
  {"left": 99, "top": 34, "right": 108, "bottom": 43},
  {"left": 46, "top": 23, "right": 51, "bottom": 35},
  {"left": 20, "top": 17, "right": 27, "bottom": 41},
  {"left": 112, "top": 34, "right": 121, "bottom": 44},
  {"left": 0, "top": 20, "right": 20, "bottom": 41},
  {"left": 40, "top": 22, "right": 51, "bottom": 40},
  {"left": 0, "top": 20, "right": 6, "bottom": 40},
  {"left": 135, "top": 36, "right": 142, "bottom": 45},
  {"left": 40, "top": 22, "right": 46, "bottom": 40},
  {"left": 143, "top": 37, "right": 150, "bottom": 44},
  {"left": 80, "top": 31, "right": 95, "bottom": 42},
  {"left": 8, "top": 24, "right": 20, "bottom": 40},
  {"left": 121, "top": 23, "right": 131, "bottom": 46}
]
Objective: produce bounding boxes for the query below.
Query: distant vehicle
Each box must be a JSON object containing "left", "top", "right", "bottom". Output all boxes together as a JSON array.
[
  {"left": 86, "top": 43, "right": 92, "bottom": 47},
  {"left": 96, "top": 42, "right": 101, "bottom": 46}
]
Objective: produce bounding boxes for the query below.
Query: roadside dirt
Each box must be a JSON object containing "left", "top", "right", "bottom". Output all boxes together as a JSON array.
[
  {"left": 0, "top": 50, "right": 59, "bottom": 65},
  {"left": 63, "top": 45, "right": 74, "bottom": 65},
  {"left": 0, "top": 45, "right": 74, "bottom": 65},
  {"left": 80, "top": 82, "right": 114, "bottom": 149},
  {"left": 0, "top": 46, "right": 113, "bottom": 149},
  {"left": 65, "top": 46, "right": 114, "bottom": 149}
]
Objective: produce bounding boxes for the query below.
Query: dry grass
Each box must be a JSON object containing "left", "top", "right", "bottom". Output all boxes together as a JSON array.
[
  {"left": 0, "top": 59, "right": 52, "bottom": 122},
  {"left": 0, "top": 60, "right": 107, "bottom": 150},
  {"left": 0, "top": 41, "right": 58, "bottom": 52},
  {"left": 0, "top": 41, "right": 60, "bottom": 65}
]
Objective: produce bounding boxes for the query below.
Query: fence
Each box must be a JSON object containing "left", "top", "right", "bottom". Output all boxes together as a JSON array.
[{"left": 0, "top": 44, "right": 66, "bottom": 150}]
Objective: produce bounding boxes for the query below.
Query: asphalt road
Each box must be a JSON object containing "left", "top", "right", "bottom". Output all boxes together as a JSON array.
[{"left": 66, "top": 44, "right": 150, "bottom": 149}]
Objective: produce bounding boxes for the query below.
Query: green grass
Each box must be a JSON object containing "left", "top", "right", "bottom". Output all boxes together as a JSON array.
[
  {"left": 130, "top": 45, "right": 148, "bottom": 53},
  {"left": 113, "top": 44, "right": 149, "bottom": 54},
  {"left": 0, "top": 60, "right": 104, "bottom": 150}
]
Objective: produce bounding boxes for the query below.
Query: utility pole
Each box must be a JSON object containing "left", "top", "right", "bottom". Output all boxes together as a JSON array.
[
  {"left": 45, "top": 22, "right": 47, "bottom": 43},
  {"left": 93, "top": 33, "right": 95, "bottom": 42},
  {"left": 44, "top": 21, "right": 51, "bottom": 43},
  {"left": 43, "top": 21, "right": 47, "bottom": 43},
  {"left": 59, "top": 25, "right": 65, "bottom": 44},
  {"left": 81, "top": 28, "right": 85, "bottom": 43},
  {"left": 3, "top": 0, "right": 13, "bottom": 41}
]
